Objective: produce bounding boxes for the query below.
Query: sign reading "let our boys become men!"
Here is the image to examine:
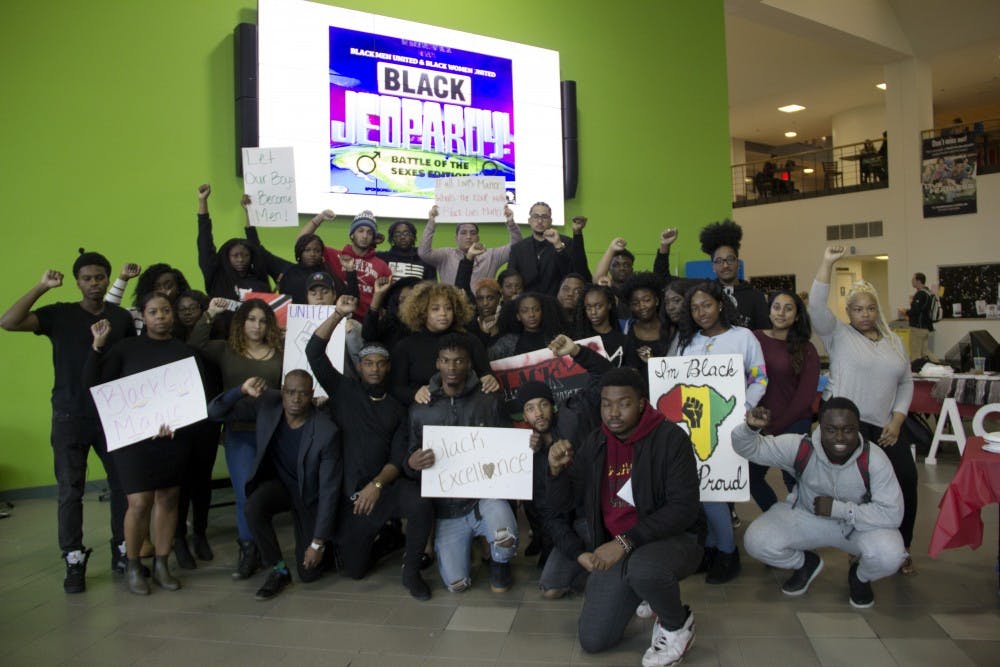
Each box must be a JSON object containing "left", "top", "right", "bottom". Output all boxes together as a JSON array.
[{"left": 421, "top": 426, "right": 533, "bottom": 500}]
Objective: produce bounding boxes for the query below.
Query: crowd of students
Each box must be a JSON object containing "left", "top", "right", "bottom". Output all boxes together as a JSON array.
[{"left": 1, "top": 187, "right": 916, "bottom": 667}]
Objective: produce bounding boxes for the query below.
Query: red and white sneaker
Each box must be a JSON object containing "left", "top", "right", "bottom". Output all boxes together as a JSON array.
[{"left": 642, "top": 608, "right": 694, "bottom": 667}]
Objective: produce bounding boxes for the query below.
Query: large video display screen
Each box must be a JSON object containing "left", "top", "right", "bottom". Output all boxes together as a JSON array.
[{"left": 258, "top": 0, "right": 564, "bottom": 222}]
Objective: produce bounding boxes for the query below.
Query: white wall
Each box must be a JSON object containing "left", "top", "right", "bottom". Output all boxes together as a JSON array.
[
  {"left": 735, "top": 170, "right": 1000, "bottom": 358},
  {"left": 832, "top": 104, "right": 886, "bottom": 148}
]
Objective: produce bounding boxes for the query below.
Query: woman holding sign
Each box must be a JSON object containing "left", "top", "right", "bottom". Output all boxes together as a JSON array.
[
  {"left": 678, "top": 281, "right": 767, "bottom": 584},
  {"left": 809, "top": 246, "right": 916, "bottom": 575},
  {"left": 85, "top": 292, "right": 204, "bottom": 595},
  {"left": 190, "top": 297, "right": 284, "bottom": 580}
]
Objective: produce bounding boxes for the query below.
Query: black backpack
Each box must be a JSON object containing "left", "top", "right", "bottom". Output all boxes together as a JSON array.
[{"left": 793, "top": 436, "right": 871, "bottom": 503}]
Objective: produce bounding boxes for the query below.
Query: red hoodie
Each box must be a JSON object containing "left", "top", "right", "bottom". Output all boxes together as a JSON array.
[
  {"left": 599, "top": 404, "right": 665, "bottom": 537},
  {"left": 323, "top": 245, "right": 391, "bottom": 318}
]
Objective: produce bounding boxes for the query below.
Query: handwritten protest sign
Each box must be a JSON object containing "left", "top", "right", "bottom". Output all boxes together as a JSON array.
[
  {"left": 283, "top": 304, "right": 347, "bottom": 399},
  {"left": 434, "top": 175, "right": 507, "bottom": 222},
  {"left": 89, "top": 357, "right": 207, "bottom": 452},
  {"left": 242, "top": 147, "right": 298, "bottom": 227},
  {"left": 421, "top": 426, "right": 533, "bottom": 500},
  {"left": 489, "top": 337, "right": 608, "bottom": 418},
  {"left": 648, "top": 354, "right": 749, "bottom": 502}
]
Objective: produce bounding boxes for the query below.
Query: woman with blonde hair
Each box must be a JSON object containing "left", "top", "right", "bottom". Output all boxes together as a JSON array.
[
  {"left": 389, "top": 282, "right": 499, "bottom": 405},
  {"left": 809, "top": 246, "right": 916, "bottom": 575}
]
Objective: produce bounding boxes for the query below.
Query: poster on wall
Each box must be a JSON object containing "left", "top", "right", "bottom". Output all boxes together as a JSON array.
[
  {"left": 921, "top": 133, "right": 977, "bottom": 218},
  {"left": 647, "top": 354, "right": 749, "bottom": 502},
  {"left": 328, "top": 27, "right": 515, "bottom": 202}
]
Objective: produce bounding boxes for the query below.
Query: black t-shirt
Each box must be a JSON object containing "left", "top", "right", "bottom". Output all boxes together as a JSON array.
[{"left": 34, "top": 301, "right": 135, "bottom": 416}]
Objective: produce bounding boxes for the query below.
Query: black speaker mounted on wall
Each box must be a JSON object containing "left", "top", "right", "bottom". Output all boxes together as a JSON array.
[
  {"left": 234, "top": 23, "right": 258, "bottom": 177},
  {"left": 561, "top": 80, "right": 578, "bottom": 199}
]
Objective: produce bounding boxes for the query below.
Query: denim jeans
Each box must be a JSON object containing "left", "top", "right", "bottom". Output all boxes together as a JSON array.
[
  {"left": 224, "top": 429, "right": 257, "bottom": 542},
  {"left": 703, "top": 501, "right": 735, "bottom": 552},
  {"left": 434, "top": 498, "right": 518, "bottom": 590}
]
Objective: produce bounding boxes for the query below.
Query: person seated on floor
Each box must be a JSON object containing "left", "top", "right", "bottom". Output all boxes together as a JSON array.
[
  {"left": 207, "top": 371, "right": 342, "bottom": 600},
  {"left": 305, "top": 296, "right": 434, "bottom": 601},
  {"left": 546, "top": 368, "right": 705, "bottom": 667},
  {"left": 405, "top": 334, "right": 517, "bottom": 594},
  {"left": 733, "top": 398, "right": 907, "bottom": 608}
]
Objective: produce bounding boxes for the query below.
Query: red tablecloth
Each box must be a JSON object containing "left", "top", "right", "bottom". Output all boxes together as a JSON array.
[{"left": 929, "top": 437, "right": 1000, "bottom": 557}]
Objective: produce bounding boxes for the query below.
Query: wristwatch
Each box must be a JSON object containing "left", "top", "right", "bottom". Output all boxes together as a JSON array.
[
  {"left": 373, "top": 479, "right": 384, "bottom": 490},
  {"left": 310, "top": 540, "right": 325, "bottom": 551}
]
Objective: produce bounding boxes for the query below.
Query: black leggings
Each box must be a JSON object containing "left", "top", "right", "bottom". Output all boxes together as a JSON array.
[
  {"left": 175, "top": 422, "right": 220, "bottom": 539},
  {"left": 859, "top": 421, "right": 918, "bottom": 549}
]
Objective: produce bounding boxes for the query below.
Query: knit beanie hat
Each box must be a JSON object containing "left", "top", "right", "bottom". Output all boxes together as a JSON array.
[
  {"left": 516, "top": 381, "right": 554, "bottom": 409},
  {"left": 350, "top": 210, "right": 377, "bottom": 236}
]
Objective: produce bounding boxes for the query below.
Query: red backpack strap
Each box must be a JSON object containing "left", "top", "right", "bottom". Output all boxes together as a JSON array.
[
  {"left": 856, "top": 440, "right": 872, "bottom": 503},
  {"left": 793, "top": 436, "right": 813, "bottom": 481}
]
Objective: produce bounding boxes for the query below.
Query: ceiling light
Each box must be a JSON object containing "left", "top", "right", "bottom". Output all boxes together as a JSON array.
[
  {"left": 803, "top": 168, "right": 814, "bottom": 174},
  {"left": 778, "top": 104, "right": 805, "bottom": 113},
  {"left": 784, "top": 131, "right": 798, "bottom": 138},
  {"left": 875, "top": 255, "right": 889, "bottom": 260},
  {"left": 876, "top": 82, "right": 887, "bottom": 90}
]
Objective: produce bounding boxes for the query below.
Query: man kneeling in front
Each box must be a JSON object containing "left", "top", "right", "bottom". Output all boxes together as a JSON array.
[
  {"left": 734, "top": 398, "right": 907, "bottom": 608},
  {"left": 546, "top": 368, "right": 704, "bottom": 667}
]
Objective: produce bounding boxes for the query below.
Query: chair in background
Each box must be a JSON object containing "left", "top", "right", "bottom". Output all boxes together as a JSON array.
[{"left": 823, "top": 160, "right": 843, "bottom": 189}]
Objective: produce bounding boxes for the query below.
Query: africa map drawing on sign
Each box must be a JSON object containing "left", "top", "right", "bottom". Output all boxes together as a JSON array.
[{"left": 648, "top": 355, "right": 748, "bottom": 501}]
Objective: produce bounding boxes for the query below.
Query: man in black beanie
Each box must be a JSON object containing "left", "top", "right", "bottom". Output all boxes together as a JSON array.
[
  {"left": 377, "top": 220, "right": 437, "bottom": 282},
  {"left": 1, "top": 250, "right": 135, "bottom": 593}
]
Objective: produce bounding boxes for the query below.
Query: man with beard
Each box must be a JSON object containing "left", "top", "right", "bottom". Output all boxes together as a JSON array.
[
  {"left": 296, "top": 210, "right": 391, "bottom": 318},
  {"left": 377, "top": 220, "right": 437, "bottom": 281},
  {"left": 698, "top": 219, "right": 768, "bottom": 329},
  {"left": 306, "top": 295, "right": 434, "bottom": 600},
  {"left": 1, "top": 252, "right": 134, "bottom": 592},
  {"left": 418, "top": 204, "right": 521, "bottom": 285},
  {"left": 516, "top": 334, "right": 610, "bottom": 596}
]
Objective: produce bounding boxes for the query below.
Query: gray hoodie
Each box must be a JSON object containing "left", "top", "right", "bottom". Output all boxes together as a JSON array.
[{"left": 732, "top": 422, "right": 903, "bottom": 536}]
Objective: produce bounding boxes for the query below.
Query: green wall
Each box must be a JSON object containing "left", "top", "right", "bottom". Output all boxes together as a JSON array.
[{"left": 0, "top": 0, "right": 731, "bottom": 491}]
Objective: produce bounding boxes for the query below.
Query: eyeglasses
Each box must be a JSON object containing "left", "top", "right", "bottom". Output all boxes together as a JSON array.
[
  {"left": 176, "top": 306, "right": 202, "bottom": 314},
  {"left": 712, "top": 256, "right": 738, "bottom": 266},
  {"left": 529, "top": 214, "right": 552, "bottom": 221}
]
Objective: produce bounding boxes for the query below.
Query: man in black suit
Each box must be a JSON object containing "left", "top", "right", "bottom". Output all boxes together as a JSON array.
[
  {"left": 507, "top": 202, "right": 575, "bottom": 296},
  {"left": 208, "top": 370, "right": 342, "bottom": 600}
]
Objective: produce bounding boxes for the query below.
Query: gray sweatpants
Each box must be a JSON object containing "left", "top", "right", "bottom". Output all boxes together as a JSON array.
[{"left": 744, "top": 502, "right": 907, "bottom": 583}]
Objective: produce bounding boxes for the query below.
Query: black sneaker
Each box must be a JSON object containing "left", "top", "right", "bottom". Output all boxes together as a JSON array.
[
  {"left": 848, "top": 563, "right": 874, "bottom": 608},
  {"left": 64, "top": 548, "right": 92, "bottom": 594},
  {"left": 255, "top": 568, "right": 292, "bottom": 600},
  {"left": 706, "top": 547, "right": 740, "bottom": 585},
  {"left": 403, "top": 570, "right": 432, "bottom": 601},
  {"left": 781, "top": 550, "right": 824, "bottom": 596},
  {"left": 233, "top": 539, "right": 260, "bottom": 580},
  {"left": 489, "top": 560, "right": 512, "bottom": 593}
]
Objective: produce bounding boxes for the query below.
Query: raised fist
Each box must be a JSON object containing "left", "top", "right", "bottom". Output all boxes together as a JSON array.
[
  {"left": 682, "top": 396, "right": 703, "bottom": 429},
  {"left": 39, "top": 270, "right": 64, "bottom": 290},
  {"left": 197, "top": 184, "right": 211, "bottom": 200},
  {"left": 571, "top": 216, "right": 587, "bottom": 233}
]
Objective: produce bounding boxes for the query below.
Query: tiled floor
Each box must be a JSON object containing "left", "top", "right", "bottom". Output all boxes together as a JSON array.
[{"left": 1, "top": 455, "right": 998, "bottom": 667}]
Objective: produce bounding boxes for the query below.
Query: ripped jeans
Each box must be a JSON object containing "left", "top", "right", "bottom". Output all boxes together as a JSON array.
[{"left": 434, "top": 499, "right": 518, "bottom": 591}]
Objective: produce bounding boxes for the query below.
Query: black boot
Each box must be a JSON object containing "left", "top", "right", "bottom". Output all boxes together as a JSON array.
[
  {"left": 233, "top": 539, "right": 260, "bottom": 580},
  {"left": 191, "top": 533, "right": 214, "bottom": 561},
  {"left": 173, "top": 536, "right": 197, "bottom": 570},
  {"left": 126, "top": 558, "right": 149, "bottom": 596},
  {"left": 152, "top": 555, "right": 181, "bottom": 591}
]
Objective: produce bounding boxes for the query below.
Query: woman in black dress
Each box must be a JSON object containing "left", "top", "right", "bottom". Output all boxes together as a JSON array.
[{"left": 87, "top": 292, "right": 203, "bottom": 595}]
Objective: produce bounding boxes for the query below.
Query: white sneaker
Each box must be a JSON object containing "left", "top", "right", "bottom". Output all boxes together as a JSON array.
[
  {"left": 636, "top": 601, "right": 654, "bottom": 618},
  {"left": 642, "top": 609, "right": 695, "bottom": 667}
]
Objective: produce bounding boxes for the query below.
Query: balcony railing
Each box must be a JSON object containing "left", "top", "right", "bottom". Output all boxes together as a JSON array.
[{"left": 732, "top": 140, "right": 888, "bottom": 207}]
